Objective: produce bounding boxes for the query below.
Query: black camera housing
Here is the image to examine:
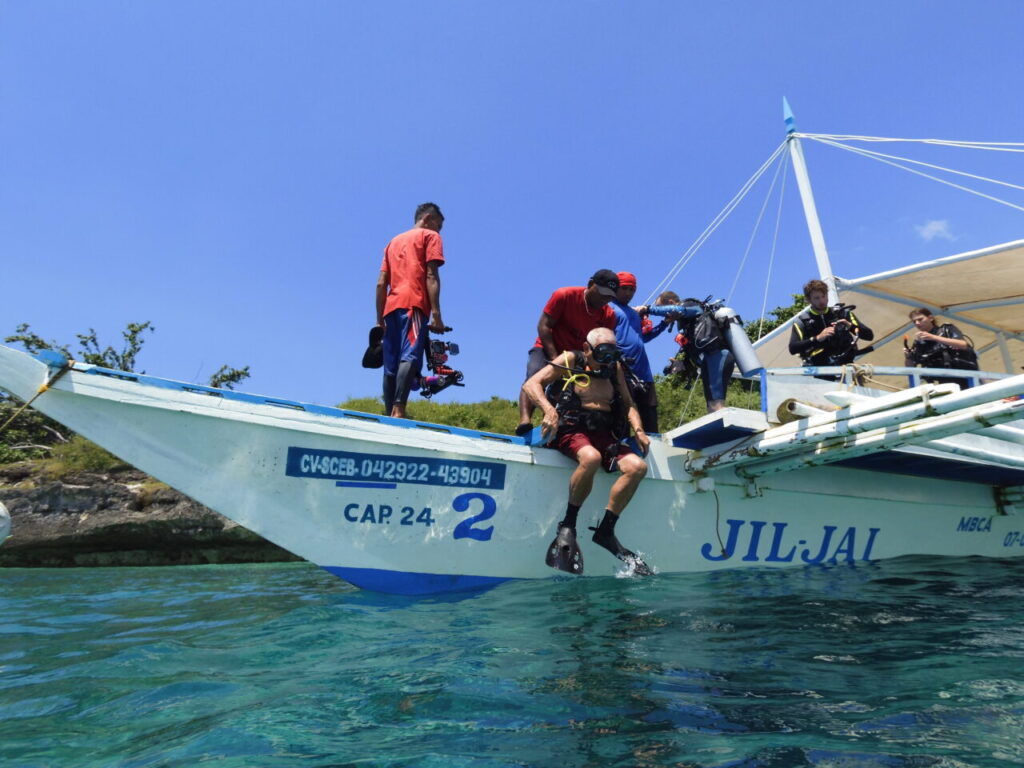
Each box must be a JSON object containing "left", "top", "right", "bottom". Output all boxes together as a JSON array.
[{"left": 419, "top": 337, "right": 464, "bottom": 399}]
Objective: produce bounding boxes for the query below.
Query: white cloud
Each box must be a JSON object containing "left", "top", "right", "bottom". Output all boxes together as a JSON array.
[{"left": 915, "top": 219, "right": 955, "bottom": 242}]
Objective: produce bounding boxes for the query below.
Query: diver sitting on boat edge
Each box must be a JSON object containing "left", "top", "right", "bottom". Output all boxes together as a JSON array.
[
  {"left": 515, "top": 270, "right": 619, "bottom": 436},
  {"left": 521, "top": 327, "right": 652, "bottom": 576}
]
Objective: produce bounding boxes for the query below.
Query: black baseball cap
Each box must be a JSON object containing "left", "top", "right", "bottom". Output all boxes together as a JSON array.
[{"left": 590, "top": 269, "right": 620, "bottom": 297}]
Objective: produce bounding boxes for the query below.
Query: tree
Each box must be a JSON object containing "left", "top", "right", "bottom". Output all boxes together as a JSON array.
[
  {"left": 4, "top": 321, "right": 250, "bottom": 387},
  {"left": 1, "top": 322, "right": 252, "bottom": 464},
  {"left": 7, "top": 321, "right": 157, "bottom": 372},
  {"left": 0, "top": 397, "right": 70, "bottom": 463},
  {"left": 208, "top": 365, "right": 252, "bottom": 391},
  {"left": 744, "top": 294, "right": 808, "bottom": 341}
]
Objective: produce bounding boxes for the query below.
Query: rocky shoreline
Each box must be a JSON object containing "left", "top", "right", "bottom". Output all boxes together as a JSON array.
[{"left": 0, "top": 462, "right": 301, "bottom": 568}]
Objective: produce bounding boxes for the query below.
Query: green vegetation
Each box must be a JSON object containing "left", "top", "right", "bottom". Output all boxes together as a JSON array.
[
  {"left": 655, "top": 376, "right": 760, "bottom": 431},
  {"left": 208, "top": 364, "right": 252, "bottom": 390},
  {"left": 745, "top": 294, "right": 808, "bottom": 340},
  {"left": 7, "top": 321, "right": 155, "bottom": 373},
  {"left": 44, "top": 435, "right": 125, "bottom": 477},
  {"left": 5, "top": 322, "right": 250, "bottom": 385},
  {"left": 341, "top": 378, "right": 757, "bottom": 436},
  {"left": 339, "top": 396, "right": 522, "bottom": 435},
  {"left": 0, "top": 400, "right": 68, "bottom": 464}
]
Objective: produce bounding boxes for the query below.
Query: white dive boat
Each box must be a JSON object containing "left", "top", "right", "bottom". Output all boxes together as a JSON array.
[{"left": 2, "top": 106, "right": 1024, "bottom": 594}]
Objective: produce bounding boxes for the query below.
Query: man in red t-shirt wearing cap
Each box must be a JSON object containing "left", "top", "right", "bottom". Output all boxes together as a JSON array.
[
  {"left": 376, "top": 203, "right": 447, "bottom": 419},
  {"left": 515, "top": 270, "right": 619, "bottom": 435}
]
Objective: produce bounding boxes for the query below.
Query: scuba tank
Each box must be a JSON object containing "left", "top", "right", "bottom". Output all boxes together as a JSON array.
[
  {"left": 646, "top": 303, "right": 703, "bottom": 320},
  {"left": 714, "top": 305, "right": 763, "bottom": 376},
  {"left": 648, "top": 301, "right": 763, "bottom": 376}
]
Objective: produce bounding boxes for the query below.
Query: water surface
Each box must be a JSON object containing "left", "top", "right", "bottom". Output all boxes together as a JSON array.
[{"left": 2, "top": 556, "right": 1023, "bottom": 767}]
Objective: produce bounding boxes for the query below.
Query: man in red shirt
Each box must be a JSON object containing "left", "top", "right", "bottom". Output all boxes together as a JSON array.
[
  {"left": 515, "top": 269, "right": 619, "bottom": 435},
  {"left": 376, "top": 203, "right": 447, "bottom": 419}
]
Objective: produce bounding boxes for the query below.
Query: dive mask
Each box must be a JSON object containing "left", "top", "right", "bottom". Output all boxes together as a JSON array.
[{"left": 591, "top": 343, "right": 621, "bottom": 364}]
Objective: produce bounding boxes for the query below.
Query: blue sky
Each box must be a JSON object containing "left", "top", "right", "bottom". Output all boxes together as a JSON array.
[{"left": 2, "top": 2, "right": 1023, "bottom": 408}]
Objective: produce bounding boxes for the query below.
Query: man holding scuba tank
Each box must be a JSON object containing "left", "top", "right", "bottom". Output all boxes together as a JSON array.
[
  {"left": 789, "top": 279, "right": 874, "bottom": 369},
  {"left": 376, "top": 203, "right": 447, "bottom": 419},
  {"left": 610, "top": 272, "right": 676, "bottom": 433},
  {"left": 659, "top": 296, "right": 738, "bottom": 413},
  {"left": 904, "top": 307, "right": 978, "bottom": 389},
  {"left": 515, "top": 270, "right": 619, "bottom": 435},
  {"left": 522, "top": 327, "right": 653, "bottom": 576}
]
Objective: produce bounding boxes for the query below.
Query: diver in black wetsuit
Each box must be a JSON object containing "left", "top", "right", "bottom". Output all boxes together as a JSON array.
[
  {"left": 904, "top": 307, "right": 979, "bottom": 389},
  {"left": 789, "top": 278, "right": 874, "bottom": 371}
]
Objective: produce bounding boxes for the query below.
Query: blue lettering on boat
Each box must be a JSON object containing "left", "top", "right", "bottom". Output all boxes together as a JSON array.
[
  {"left": 342, "top": 502, "right": 432, "bottom": 526},
  {"left": 287, "top": 447, "right": 506, "bottom": 490},
  {"left": 701, "top": 519, "right": 880, "bottom": 564},
  {"left": 956, "top": 516, "right": 992, "bottom": 533},
  {"left": 339, "top": 494, "right": 488, "bottom": 536},
  {"left": 451, "top": 492, "right": 496, "bottom": 541}
]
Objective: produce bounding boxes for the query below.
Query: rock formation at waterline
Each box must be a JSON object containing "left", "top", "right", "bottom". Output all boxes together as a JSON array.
[{"left": 0, "top": 463, "right": 301, "bottom": 567}]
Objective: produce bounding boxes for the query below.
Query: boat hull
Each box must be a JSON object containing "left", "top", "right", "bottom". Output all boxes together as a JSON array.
[{"left": 2, "top": 344, "right": 1022, "bottom": 594}]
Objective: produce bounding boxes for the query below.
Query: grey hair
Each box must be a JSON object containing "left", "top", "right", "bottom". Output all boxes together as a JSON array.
[{"left": 586, "top": 327, "right": 616, "bottom": 347}]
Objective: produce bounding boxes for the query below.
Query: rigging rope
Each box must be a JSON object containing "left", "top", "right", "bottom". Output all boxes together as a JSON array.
[
  {"left": 677, "top": 370, "right": 702, "bottom": 428},
  {"left": 643, "top": 140, "right": 787, "bottom": 305},
  {"left": 807, "top": 137, "right": 1024, "bottom": 194},
  {"left": 809, "top": 137, "right": 1024, "bottom": 214},
  {"left": 727, "top": 147, "right": 788, "bottom": 304},
  {"left": 796, "top": 133, "right": 1024, "bottom": 153},
  {"left": 755, "top": 151, "right": 789, "bottom": 345},
  {"left": 0, "top": 364, "right": 70, "bottom": 438}
]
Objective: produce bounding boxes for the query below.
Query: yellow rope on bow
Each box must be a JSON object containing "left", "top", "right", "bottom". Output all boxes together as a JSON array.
[
  {"left": 0, "top": 363, "right": 70, "bottom": 437},
  {"left": 560, "top": 351, "right": 590, "bottom": 391}
]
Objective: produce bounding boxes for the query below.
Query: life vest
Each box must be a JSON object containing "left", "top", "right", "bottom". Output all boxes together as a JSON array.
[
  {"left": 909, "top": 323, "right": 979, "bottom": 371},
  {"left": 793, "top": 307, "right": 860, "bottom": 365},
  {"left": 665, "top": 299, "right": 726, "bottom": 385}
]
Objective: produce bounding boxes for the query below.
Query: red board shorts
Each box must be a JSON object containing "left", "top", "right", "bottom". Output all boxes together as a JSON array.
[{"left": 555, "top": 428, "right": 632, "bottom": 472}]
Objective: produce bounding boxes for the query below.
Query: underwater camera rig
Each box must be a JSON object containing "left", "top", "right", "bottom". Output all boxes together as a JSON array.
[
  {"left": 417, "top": 337, "right": 465, "bottom": 399},
  {"left": 822, "top": 303, "right": 874, "bottom": 364}
]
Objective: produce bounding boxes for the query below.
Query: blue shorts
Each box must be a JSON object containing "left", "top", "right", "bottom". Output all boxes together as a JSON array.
[
  {"left": 383, "top": 308, "right": 427, "bottom": 376},
  {"left": 524, "top": 347, "right": 547, "bottom": 380},
  {"left": 701, "top": 348, "right": 736, "bottom": 402}
]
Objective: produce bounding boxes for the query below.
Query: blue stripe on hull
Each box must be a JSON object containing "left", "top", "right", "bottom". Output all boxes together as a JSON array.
[{"left": 322, "top": 566, "right": 514, "bottom": 595}]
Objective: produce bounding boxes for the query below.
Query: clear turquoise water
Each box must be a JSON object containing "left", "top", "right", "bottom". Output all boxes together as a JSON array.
[{"left": 2, "top": 557, "right": 1023, "bottom": 768}]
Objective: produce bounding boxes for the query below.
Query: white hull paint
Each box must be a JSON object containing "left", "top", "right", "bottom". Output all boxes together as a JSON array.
[{"left": 2, "top": 344, "right": 1023, "bottom": 594}]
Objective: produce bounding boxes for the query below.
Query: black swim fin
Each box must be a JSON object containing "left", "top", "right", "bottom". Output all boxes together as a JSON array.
[
  {"left": 545, "top": 525, "right": 584, "bottom": 574},
  {"left": 589, "top": 526, "right": 653, "bottom": 576},
  {"left": 362, "top": 326, "right": 384, "bottom": 369}
]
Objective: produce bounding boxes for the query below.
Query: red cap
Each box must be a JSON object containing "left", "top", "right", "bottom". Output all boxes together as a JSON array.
[{"left": 616, "top": 271, "right": 637, "bottom": 288}]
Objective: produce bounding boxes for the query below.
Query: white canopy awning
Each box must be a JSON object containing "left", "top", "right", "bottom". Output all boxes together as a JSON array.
[{"left": 754, "top": 240, "right": 1024, "bottom": 374}]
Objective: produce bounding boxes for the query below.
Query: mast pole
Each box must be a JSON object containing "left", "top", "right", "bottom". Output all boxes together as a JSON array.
[{"left": 784, "top": 98, "right": 839, "bottom": 304}]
